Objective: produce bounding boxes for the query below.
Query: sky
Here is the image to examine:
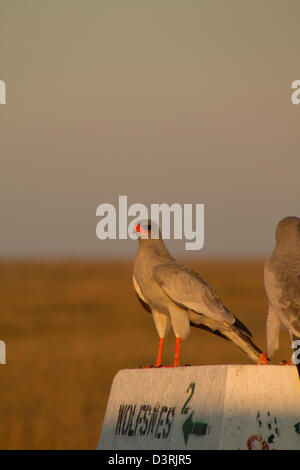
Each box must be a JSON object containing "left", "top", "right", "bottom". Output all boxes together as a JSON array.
[{"left": 0, "top": 0, "right": 299, "bottom": 258}]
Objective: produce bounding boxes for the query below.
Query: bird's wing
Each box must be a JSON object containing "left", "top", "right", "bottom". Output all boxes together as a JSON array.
[
  {"left": 133, "top": 275, "right": 151, "bottom": 313},
  {"left": 153, "top": 263, "right": 234, "bottom": 324},
  {"left": 265, "top": 262, "right": 300, "bottom": 336}
]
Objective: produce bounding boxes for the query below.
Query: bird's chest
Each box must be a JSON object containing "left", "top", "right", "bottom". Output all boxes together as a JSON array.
[{"left": 135, "top": 268, "right": 170, "bottom": 315}]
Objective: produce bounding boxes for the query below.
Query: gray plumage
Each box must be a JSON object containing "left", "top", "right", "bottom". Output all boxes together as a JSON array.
[
  {"left": 133, "top": 220, "right": 262, "bottom": 364},
  {"left": 264, "top": 216, "right": 300, "bottom": 359}
]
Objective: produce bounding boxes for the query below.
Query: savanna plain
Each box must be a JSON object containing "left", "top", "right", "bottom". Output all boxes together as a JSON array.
[{"left": 0, "top": 259, "right": 291, "bottom": 449}]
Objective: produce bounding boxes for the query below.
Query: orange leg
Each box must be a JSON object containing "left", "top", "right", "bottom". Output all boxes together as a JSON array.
[
  {"left": 257, "top": 352, "right": 269, "bottom": 365},
  {"left": 173, "top": 337, "right": 181, "bottom": 367},
  {"left": 155, "top": 338, "right": 164, "bottom": 367}
]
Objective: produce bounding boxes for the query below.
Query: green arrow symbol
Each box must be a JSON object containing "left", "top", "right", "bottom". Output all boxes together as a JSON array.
[{"left": 182, "top": 412, "right": 209, "bottom": 445}]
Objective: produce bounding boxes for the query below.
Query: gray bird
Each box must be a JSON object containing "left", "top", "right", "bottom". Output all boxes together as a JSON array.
[
  {"left": 264, "top": 216, "right": 300, "bottom": 374},
  {"left": 133, "top": 220, "right": 262, "bottom": 367}
]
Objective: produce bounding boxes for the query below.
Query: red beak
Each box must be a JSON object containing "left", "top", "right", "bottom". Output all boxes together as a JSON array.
[{"left": 136, "top": 224, "right": 141, "bottom": 232}]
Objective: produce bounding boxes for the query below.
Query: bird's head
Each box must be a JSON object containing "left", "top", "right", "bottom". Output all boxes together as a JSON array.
[
  {"left": 135, "top": 219, "right": 161, "bottom": 241},
  {"left": 275, "top": 216, "right": 300, "bottom": 246}
]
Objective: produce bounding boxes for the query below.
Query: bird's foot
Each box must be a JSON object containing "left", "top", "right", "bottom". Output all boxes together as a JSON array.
[
  {"left": 280, "top": 359, "right": 293, "bottom": 365},
  {"left": 257, "top": 352, "right": 269, "bottom": 365},
  {"left": 140, "top": 364, "right": 191, "bottom": 368}
]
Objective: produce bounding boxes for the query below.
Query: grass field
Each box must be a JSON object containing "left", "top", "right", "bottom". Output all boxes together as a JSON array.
[{"left": 0, "top": 259, "right": 292, "bottom": 449}]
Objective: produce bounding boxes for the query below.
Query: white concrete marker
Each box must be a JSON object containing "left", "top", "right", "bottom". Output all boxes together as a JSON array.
[{"left": 98, "top": 365, "right": 300, "bottom": 450}]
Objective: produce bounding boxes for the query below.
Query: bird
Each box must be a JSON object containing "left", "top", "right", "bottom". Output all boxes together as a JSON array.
[
  {"left": 263, "top": 216, "right": 300, "bottom": 376},
  {"left": 133, "top": 219, "right": 263, "bottom": 367}
]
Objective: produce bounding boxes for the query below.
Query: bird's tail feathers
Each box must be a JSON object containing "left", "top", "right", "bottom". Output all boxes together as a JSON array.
[
  {"left": 224, "top": 325, "right": 262, "bottom": 363},
  {"left": 189, "top": 310, "right": 262, "bottom": 363},
  {"left": 233, "top": 317, "right": 253, "bottom": 337}
]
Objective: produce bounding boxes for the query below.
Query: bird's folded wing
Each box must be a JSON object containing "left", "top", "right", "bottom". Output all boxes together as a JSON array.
[
  {"left": 278, "top": 289, "right": 300, "bottom": 334},
  {"left": 133, "top": 275, "right": 151, "bottom": 313},
  {"left": 153, "top": 263, "right": 234, "bottom": 324},
  {"left": 265, "top": 264, "right": 300, "bottom": 333}
]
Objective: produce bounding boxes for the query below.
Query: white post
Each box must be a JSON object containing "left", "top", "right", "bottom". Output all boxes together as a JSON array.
[{"left": 98, "top": 365, "right": 300, "bottom": 450}]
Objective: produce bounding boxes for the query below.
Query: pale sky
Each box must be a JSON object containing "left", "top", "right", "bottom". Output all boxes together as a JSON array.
[{"left": 1, "top": 0, "right": 299, "bottom": 258}]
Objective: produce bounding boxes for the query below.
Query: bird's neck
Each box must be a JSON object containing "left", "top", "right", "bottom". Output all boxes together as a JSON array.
[
  {"left": 137, "top": 239, "right": 174, "bottom": 265},
  {"left": 274, "top": 243, "right": 300, "bottom": 266}
]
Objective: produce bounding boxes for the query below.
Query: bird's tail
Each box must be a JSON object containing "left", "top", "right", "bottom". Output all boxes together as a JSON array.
[
  {"left": 189, "top": 311, "right": 263, "bottom": 363},
  {"left": 223, "top": 322, "right": 263, "bottom": 363}
]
